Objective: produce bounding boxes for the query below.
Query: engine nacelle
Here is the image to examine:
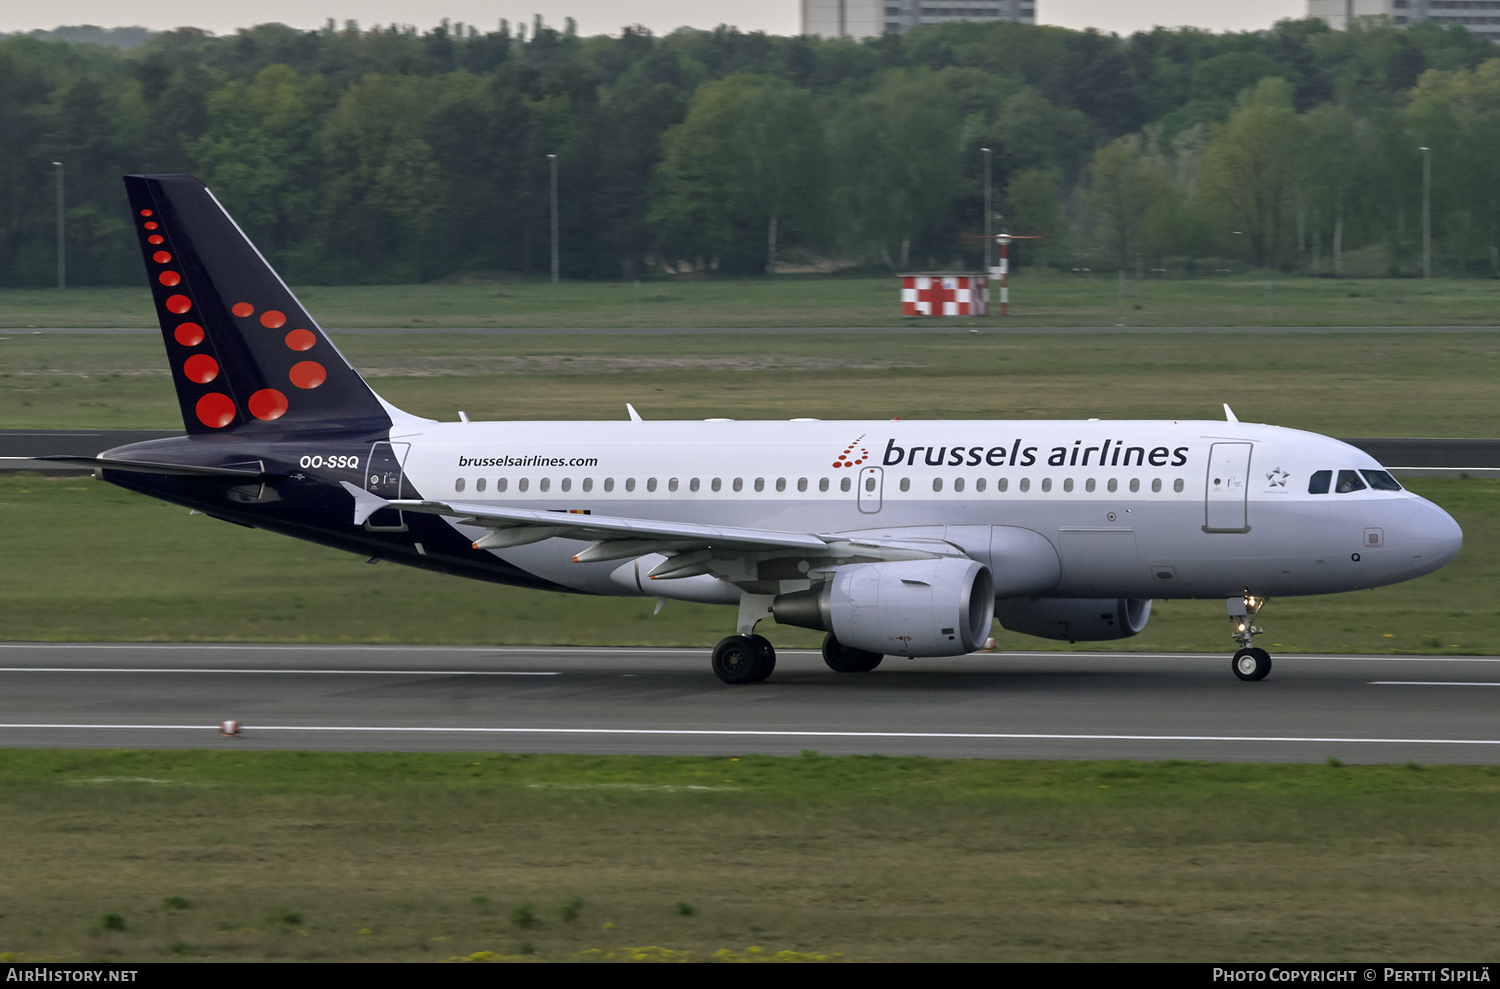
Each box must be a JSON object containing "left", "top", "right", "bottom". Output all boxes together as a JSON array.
[
  {"left": 993, "top": 597, "right": 1152, "bottom": 642},
  {"left": 773, "top": 558, "right": 994, "bottom": 657}
]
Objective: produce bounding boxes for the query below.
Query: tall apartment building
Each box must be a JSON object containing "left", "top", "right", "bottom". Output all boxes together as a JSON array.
[
  {"left": 1308, "top": 0, "right": 1500, "bottom": 42},
  {"left": 801, "top": 0, "right": 1036, "bottom": 40}
]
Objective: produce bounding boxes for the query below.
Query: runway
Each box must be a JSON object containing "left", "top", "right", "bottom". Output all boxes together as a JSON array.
[
  {"left": 1, "top": 642, "right": 1497, "bottom": 764},
  {"left": 16, "top": 325, "right": 1500, "bottom": 335}
]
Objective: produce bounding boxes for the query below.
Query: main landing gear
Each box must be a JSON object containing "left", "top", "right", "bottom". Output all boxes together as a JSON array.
[
  {"left": 711, "top": 634, "right": 776, "bottom": 684},
  {"left": 822, "top": 633, "right": 883, "bottom": 673},
  {"left": 1228, "top": 592, "right": 1272, "bottom": 681}
]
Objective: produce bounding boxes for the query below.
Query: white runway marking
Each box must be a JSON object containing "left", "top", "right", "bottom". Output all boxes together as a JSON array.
[
  {"left": 0, "top": 668, "right": 559, "bottom": 676},
  {"left": 1, "top": 724, "right": 1498, "bottom": 746},
  {"left": 1369, "top": 681, "right": 1500, "bottom": 687}
]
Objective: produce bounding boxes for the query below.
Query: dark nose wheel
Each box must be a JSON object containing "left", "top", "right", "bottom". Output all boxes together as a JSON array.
[
  {"left": 1232, "top": 647, "right": 1272, "bottom": 681},
  {"left": 712, "top": 634, "right": 776, "bottom": 684}
]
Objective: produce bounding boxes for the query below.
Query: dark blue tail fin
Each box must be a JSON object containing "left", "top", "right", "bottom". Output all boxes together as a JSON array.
[{"left": 124, "top": 174, "right": 390, "bottom": 435}]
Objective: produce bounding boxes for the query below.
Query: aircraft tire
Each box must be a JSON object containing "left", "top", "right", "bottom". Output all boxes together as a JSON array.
[
  {"left": 712, "top": 634, "right": 775, "bottom": 684},
  {"left": 1232, "top": 647, "right": 1272, "bottom": 681},
  {"left": 822, "top": 633, "right": 884, "bottom": 673}
]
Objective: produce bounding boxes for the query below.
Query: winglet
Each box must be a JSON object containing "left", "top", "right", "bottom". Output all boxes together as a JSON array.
[
  {"left": 1223, "top": 403, "right": 1239, "bottom": 424},
  {"left": 627, "top": 403, "right": 642, "bottom": 422},
  {"left": 339, "top": 480, "right": 389, "bottom": 525}
]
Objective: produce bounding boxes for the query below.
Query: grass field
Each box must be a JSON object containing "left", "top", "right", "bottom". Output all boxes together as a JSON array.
[
  {"left": 5, "top": 273, "right": 1500, "bottom": 329},
  {"left": 7, "top": 328, "right": 1500, "bottom": 436},
  {"left": 1, "top": 751, "right": 1496, "bottom": 963},
  {"left": 1, "top": 471, "right": 1495, "bottom": 654}
]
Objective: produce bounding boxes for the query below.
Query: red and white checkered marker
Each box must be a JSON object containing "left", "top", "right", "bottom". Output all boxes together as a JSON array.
[
  {"left": 900, "top": 273, "right": 988, "bottom": 317},
  {"left": 220, "top": 720, "right": 240, "bottom": 736}
]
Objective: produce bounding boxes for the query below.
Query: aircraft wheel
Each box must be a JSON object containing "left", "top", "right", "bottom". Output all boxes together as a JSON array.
[
  {"left": 822, "top": 633, "right": 884, "bottom": 673},
  {"left": 1232, "top": 647, "right": 1272, "bottom": 681},
  {"left": 712, "top": 635, "right": 775, "bottom": 684}
]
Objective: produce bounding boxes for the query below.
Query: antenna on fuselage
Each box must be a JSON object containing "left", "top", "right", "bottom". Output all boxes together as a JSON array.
[
  {"left": 627, "top": 403, "right": 643, "bottom": 422},
  {"left": 1223, "top": 403, "right": 1239, "bottom": 424}
]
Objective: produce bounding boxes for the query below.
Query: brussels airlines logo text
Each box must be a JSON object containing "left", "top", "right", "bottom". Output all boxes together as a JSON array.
[
  {"left": 459, "top": 454, "right": 599, "bottom": 468},
  {"left": 881, "top": 438, "right": 1189, "bottom": 469}
]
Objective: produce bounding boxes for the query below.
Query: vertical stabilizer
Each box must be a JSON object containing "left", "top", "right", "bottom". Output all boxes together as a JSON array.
[{"left": 124, "top": 174, "right": 390, "bottom": 435}]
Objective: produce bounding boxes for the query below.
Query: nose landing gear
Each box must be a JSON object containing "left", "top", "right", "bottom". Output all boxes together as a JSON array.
[{"left": 1228, "top": 593, "right": 1272, "bottom": 681}]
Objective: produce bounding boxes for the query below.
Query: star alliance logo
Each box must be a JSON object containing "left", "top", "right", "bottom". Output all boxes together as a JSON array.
[{"left": 1266, "top": 467, "right": 1289, "bottom": 487}]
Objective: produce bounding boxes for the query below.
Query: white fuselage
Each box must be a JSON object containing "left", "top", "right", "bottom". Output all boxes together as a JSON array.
[{"left": 382, "top": 416, "right": 1463, "bottom": 603}]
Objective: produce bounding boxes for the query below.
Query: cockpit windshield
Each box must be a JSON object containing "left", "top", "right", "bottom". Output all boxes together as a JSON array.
[{"left": 1361, "top": 469, "right": 1403, "bottom": 491}]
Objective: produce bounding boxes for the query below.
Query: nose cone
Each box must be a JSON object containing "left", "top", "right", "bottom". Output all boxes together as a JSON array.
[{"left": 1405, "top": 499, "right": 1463, "bottom": 577}]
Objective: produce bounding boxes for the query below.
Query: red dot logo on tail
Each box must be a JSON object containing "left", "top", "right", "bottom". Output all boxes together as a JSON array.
[
  {"left": 165, "top": 295, "right": 191, "bottom": 315},
  {"left": 183, "top": 354, "right": 219, "bottom": 384},
  {"left": 231, "top": 302, "right": 254, "bottom": 318},
  {"left": 158, "top": 271, "right": 181, "bottom": 287},
  {"left": 248, "top": 389, "right": 289, "bottom": 421},
  {"left": 195, "top": 393, "right": 236, "bottom": 428},
  {"left": 289, "top": 361, "right": 326, "bottom": 390},
  {"left": 284, "top": 329, "right": 316, "bottom": 352},
  {"left": 173, "top": 322, "right": 204, "bottom": 347},
  {"left": 260, "top": 310, "right": 286, "bottom": 329}
]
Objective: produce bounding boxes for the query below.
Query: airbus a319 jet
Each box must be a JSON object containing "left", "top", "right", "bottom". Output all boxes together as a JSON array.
[{"left": 27, "top": 175, "right": 1465, "bottom": 684}]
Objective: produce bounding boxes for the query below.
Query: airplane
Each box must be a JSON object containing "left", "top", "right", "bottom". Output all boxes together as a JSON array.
[{"left": 20, "top": 175, "right": 1465, "bottom": 684}]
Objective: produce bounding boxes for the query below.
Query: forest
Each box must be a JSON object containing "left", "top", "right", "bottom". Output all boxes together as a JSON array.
[{"left": 4, "top": 15, "right": 1500, "bottom": 286}]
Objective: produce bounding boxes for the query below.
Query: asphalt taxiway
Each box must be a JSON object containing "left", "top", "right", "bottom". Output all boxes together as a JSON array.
[{"left": 1, "top": 643, "right": 1496, "bottom": 764}]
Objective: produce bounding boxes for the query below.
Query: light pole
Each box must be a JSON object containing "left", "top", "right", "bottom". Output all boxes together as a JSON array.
[
  {"left": 547, "top": 153, "right": 559, "bottom": 285},
  {"left": 52, "top": 161, "right": 64, "bottom": 290},
  {"left": 1419, "top": 146, "right": 1431, "bottom": 279},
  {"left": 981, "top": 147, "right": 992, "bottom": 274}
]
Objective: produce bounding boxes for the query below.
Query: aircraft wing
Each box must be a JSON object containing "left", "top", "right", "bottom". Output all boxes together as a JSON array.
[{"left": 339, "top": 481, "right": 956, "bottom": 580}]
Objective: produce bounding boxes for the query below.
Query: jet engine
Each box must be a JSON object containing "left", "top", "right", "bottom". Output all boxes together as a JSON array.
[
  {"left": 772, "top": 558, "right": 994, "bottom": 657},
  {"left": 993, "top": 597, "right": 1152, "bottom": 642}
]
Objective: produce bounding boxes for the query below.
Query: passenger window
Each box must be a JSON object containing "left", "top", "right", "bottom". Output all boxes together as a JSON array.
[
  {"left": 540, "top": 478, "right": 550, "bottom": 492},
  {"left": 954, "top": 477, "right": 965, "bottom": 492},
  {"left": 578, "top": 478, "right": 588, "bottom": 492},
  {"left": 1308, "top": 470, "right": 1331, "bottom": 494},
  {"left": 819, "top": 478, "right": 829, "bottom": 492},
  {"left": 519, "top": 478, "right": 529, "bottom": 492},
  {"left": 667, "top": 478, "right": 678, "bottom": 492},
  {"left": 1129, "top": 478, "right": 1140, "bottom": 493},
  {"left": 499, "top": 478, "right": 509, "bottom": 492},
  {"left": 733, "top": 478, "right": 744, "bottom": 492},
  {"left": 1085, "top": 478, "right": 1095, "bottom": 492},
  {"left": 776, "top": 478, "right": 786, "bottom": 492},
  {"left": 1041, "top": 478, "right": 1052, "bottom": 492},
  {"left": 1107, "top": 478, "right": 1117, "bottom": 493},
  {"left": 690, "top": 478, "right": 700, "bottom": 492},
  {"left": 797, "top": 478, "right": 808, "bottom": 492},
  {"left": 625, "top": 478, "right": 636, "bottom": 492},
  {"left": 455, "top": 477, "right": 465, "bottom": 492},
  {"left": 1361, "top": 469, "right": 1402, "bottom": 491},
  {"left": 711, "top": 478, "right": 721, "bottom": 492},
  {"left": 1062, "top": 478, "right": 1073, "bottom": 492},
  {"left": 998, "top": 478, "right": 1008, "bottom": 492},
  {"left": 754, "top": 478, "right": 765, "bottom": 492},
  {"left": 976, "top": 478, "right": 986, "bottom": 492},
  {"left": 900, "top": 477, "right": 911, "bottom": 492},
  {"left": 933, "top": 478, "right": 943, "bottom": 492},
  {"left": 603, "top": 478, "right": 614, "bottom": 492},
  {"left": 1335, "top": 470, "right": 1366, "bottom": 493},
  {"left": 1173, "top": 478, "right": 1184, "bottom": 493},
  {"left": 1151, "top": 478, "right": 1161, "bottom": 493},
  {"left": 646, "top": 478, "right": 657, "bottom": 492},
  {"left": 562, "top": 478, "right": 572, "bottom": 492},
  {"left": 865, "top": 476, "right": 876, "bottom": 492},
  {"left": 840, "top": 477, "right": 852, "bottom": 492},
  {"left": 476, "top": 478, "right": 486, "bottom": 492}
]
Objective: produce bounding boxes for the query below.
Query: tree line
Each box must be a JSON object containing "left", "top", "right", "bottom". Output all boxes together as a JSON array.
[{"left": 3, "top": 15, "right": 1499, "bottom": 286}]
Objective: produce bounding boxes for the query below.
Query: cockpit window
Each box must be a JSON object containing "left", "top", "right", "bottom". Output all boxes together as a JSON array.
[
  {"left": 1308, "top": 470, "right": 1331, "bottom": 494},
  {"left": 1361, "top": 469, "right": 1403, "bottom": 492},
  {"left": 1335, "top": 469, "right": 1367, "bottom": 493}
]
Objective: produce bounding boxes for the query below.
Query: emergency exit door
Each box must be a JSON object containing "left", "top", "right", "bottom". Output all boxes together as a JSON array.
[
  {"left": 1204, "top": 442, "right": 1252, "bottom": 532},
  {"left": 857, "top": 466, "right": 883, "bottom": 514},
  {"left": 365, "top": 441, "right": 410, "bottom": 531}
]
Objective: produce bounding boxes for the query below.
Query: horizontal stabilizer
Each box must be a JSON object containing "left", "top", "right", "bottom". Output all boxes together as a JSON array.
[{"left": 1, "top": 456, "right": 262, "bottom": 477}]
